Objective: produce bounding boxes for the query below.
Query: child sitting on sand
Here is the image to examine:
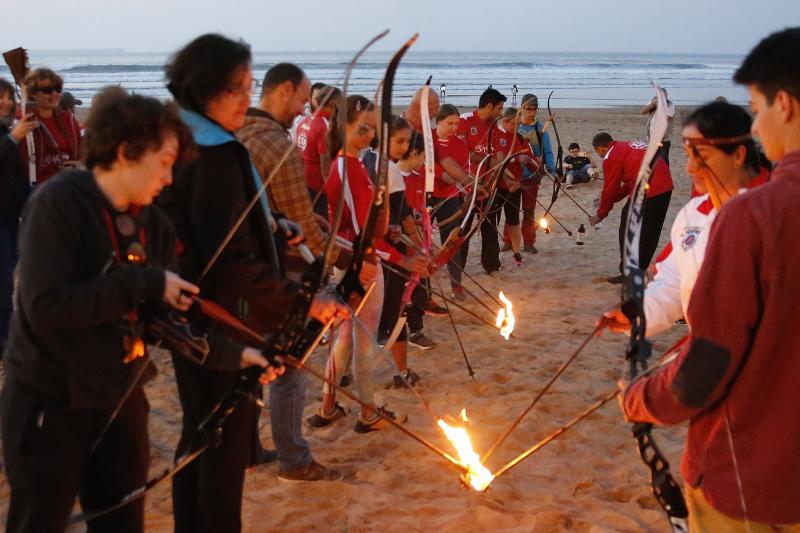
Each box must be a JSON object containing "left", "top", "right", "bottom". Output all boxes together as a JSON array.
[{"left": 563, "top": 142, "right": 599, "bottom": 188}]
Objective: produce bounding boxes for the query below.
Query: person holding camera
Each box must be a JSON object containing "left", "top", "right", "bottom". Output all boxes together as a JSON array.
[
  {"left": 18, "top": 68, "right": 82, "bottom": 185},
  {"left": 563, "top": 142, "right": 599, "bottom": 188}
]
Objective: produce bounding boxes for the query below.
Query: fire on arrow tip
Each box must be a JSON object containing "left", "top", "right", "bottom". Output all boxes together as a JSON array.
[
  {"left": 437, "top": 409, "right": 494, "bottom": 492},
  {"left": 496, "top": 291, "right": 515, "bottom": 341}
]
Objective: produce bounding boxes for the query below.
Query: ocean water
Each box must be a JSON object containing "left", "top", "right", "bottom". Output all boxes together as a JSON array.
[{"left": 1, "top": 49, "right": 749, "bottom": 109}]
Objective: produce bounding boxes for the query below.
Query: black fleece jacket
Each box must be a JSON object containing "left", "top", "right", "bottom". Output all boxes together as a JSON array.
[
  {"left": 0, "top": 124, "right": 30, "bottom": 221},
  {"left": 158, "top": 140, "right": 299, "bottom": 348},
  {"left": 5, "top": 171, "right": 171, "bottom": 409}
]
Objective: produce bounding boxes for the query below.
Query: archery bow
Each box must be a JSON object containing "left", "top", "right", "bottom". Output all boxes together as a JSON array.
[{"left": 620, "top": 83, "right": 689, "bottom": 533}]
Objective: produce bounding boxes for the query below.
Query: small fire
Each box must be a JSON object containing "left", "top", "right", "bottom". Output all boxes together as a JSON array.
[
  {"left": 438, "top": 410, "right": 494, "bottom": 491},
  {"left": 539, "top": 218, "right": 551, "bottom": 233},
  {"left": 495, "top": 291, "right": 515, "bottom": 340}
]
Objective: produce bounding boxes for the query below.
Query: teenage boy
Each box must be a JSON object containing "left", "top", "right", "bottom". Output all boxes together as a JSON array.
[{"left": 622, "top": 27, "right": 800, "bottom": 531}]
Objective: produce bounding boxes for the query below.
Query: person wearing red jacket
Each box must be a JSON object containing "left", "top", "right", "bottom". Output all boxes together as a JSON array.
[
  {"left": 622, "top": 27, "right": 800, "bottom": 531},
  {"left": 589, "top": 133, "right": 673, "bottom": 283},
  {"left": 18, "top": 68, "right": 82, "bottom": 185},
  {"left": 295, "top": 86, "right": 339, "bottom": 218}
]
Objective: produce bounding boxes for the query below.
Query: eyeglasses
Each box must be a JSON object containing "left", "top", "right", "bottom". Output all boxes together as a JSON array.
[
  {"left": 227, "top": 79, "right": 257, "bottom": 98},
  {"left": 34, "top": 85, "right": 62, "bottom": 95},
  {"left": 523, "top": 106, "right": 538, "bottom": 112}
]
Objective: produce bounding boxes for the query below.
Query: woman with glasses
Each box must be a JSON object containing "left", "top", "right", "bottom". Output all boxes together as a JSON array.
[
  {"left": 602, "top": 100, "right": 767, "bottom": 336},
  {"left": 19, "top": 68, "right": 82, "bottom": 185},
  {"left": 159, "top": 33, "right": 346, "bottom": 532}
]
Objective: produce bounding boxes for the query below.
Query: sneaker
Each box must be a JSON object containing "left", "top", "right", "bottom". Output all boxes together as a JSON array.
[
  {"left": 423, "top": 299, "right": 449, "bottom": 317},
  {"left": 524, "top": 244, "right": 538, "bottom": 254},
  {"left": 513, "top": 253, "right": 523, "bottom": 267},
  {"left": 248, "top": 446, "right": 278, "bottom": 469},
  {"left": 339, "top": 373, "right": 352, "bottom": 387},
  {"left": 565, "top": 183, "right": 574, "bottom": 190},
  {"left": 408, "top": 330, "right": 437, "bottom": 350},
  {"left": 484, "top": 268, "right": 501, "bottom": 276},
  {"left": 277, "top": 461, "right": 343, "bottom": 482},
  {"left": 307, "top": 402, "right": 348, "bottom": 428},
  {"left": 451, "top": 284, "right": 467, "bottom": 302},
  {"left": 354, "top": 406, "right": 407, "bottom": 433},
  {"left": 607, "top": 274, "right": 625, "bottom": 284},
  {"left": 392, "top": 369, "right": 421, "bottom": 389}
]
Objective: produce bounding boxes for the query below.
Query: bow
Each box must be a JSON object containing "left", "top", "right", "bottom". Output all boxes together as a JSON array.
[
  {"left": 539, "top": 90, "right": 564, "bottom": 226},
  {"left": 620, "top": 83, "right": 689, "bottom": 533}
]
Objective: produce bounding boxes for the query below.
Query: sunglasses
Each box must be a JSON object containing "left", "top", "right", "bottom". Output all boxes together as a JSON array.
[{"left": 34, "top": 86, "right": 62, "bottom": 95}]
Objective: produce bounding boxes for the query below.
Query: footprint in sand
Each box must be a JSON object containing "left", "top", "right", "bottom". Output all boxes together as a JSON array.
[{"left": 490, "top": 372, "right": 510, "bottom": 384}]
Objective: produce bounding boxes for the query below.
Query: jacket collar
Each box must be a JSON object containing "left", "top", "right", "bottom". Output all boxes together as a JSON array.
[{"left": 179, "top": 108, "right": 238, "bottom": 147}]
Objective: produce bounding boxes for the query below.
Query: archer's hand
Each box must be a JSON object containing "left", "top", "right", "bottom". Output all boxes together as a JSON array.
[
  {"left": 310, "top": 293, "right": 350, "bottom": 323},
  {"left": 476, "top": 183, "right": 490, "bottom": 200},
  {"left": 163, "top": 271, "right": 199, "bottom": 311},
  {"left": 588, "top": 214, "right": 602, "bottom": 226},
  {"left": 400, "top": 254, "right": 429, "bottom": 277},
  {"left": 278, "top": 218, "right": 304, "bottom": 246},
  {"left": 240, "top": 348, "right": 286, "bottom": 384},
  {"left": 600, "top": 307, "right": 631, "bottom": 334},
  {"left": 10, "top": 113, "right": 37, "bottom": 142}
]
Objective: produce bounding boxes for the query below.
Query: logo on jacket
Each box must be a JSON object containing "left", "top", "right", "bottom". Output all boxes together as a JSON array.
[
  {"left": 470, "top": 126, "right": 478, "bottom": 135},
  {"left": 629, "top": 141, "right": 648, "bottom": 150},
  {"left": 681, "top": 227, "right": 702, "bottom": 251},
  {"left": 499, "top": 138, "right": 507, "bottom": 147}
]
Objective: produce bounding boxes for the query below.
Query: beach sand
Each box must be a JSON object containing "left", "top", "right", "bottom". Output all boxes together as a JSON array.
[{"left": 0, "top": 106, "right": 694, "bottom": 532}]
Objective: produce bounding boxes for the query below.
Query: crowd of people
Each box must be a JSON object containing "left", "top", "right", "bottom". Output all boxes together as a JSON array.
[{"left": 0, "top": 25, "right": 798, "bottom": 533}]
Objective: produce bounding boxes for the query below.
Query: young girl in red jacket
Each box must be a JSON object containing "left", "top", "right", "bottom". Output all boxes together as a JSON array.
[{"left": 310, "top": 95, "right": 407, "bottom": 432}]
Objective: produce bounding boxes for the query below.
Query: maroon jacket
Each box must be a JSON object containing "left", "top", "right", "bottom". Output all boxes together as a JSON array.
[{"left": 624, "top": 150, "right": 800, "bottom": 524}]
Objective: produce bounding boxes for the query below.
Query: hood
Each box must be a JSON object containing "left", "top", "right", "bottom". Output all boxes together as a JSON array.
[{"left": 179, "top": 108, "right": 239, "bottom": 147}]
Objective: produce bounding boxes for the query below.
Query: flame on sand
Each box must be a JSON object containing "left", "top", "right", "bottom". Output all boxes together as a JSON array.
[
  {"left": 438, "top": 410, "right": 494, "bottom": 491},
  {"left": 539, "top": 217, "right": 551, "bottom": 233},
  {"left": 495, "top": 291, "right": 515, "bottom": 340}
]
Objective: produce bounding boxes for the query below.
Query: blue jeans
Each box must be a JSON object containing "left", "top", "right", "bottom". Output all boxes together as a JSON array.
[
  {"left": 269, "top": 365, "right": 313, "bottom": 469},
  {"left": 0, "top": 219, "right": 18, "bottom": 348}
]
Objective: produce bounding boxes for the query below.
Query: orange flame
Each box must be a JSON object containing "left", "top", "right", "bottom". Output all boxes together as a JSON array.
[
  {"left": 495, "top": 291, "right": 515, "bottom": 340},
  {"left": 539, "top": 217, "right": 551, "bottom": 233},
  {"left": 438, "top": 410, "right": 494, "bottom": 491}
]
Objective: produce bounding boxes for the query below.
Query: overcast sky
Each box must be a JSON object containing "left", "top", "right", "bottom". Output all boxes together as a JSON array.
[{"left": 2, "top": 0, "right": 798, "bottom": 54}]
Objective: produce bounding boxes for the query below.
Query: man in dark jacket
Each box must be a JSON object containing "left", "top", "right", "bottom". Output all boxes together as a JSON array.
[{"left": 0, "top": 89, "right": 280, "bottom": 533}]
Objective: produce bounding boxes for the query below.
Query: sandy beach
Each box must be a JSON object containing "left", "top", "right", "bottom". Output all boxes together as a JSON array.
[{"left": 1, "top": 105, "right": 694, "bottom": 532}]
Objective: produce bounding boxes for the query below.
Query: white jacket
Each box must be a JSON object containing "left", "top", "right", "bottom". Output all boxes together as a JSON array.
[{"left": 644, "top": 194, "right": 716, "bottom": 336}]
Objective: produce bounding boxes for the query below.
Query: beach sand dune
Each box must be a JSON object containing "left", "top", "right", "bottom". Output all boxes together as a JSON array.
[{"left": 0, "top": 106, "right": 694, "bottom": 532}]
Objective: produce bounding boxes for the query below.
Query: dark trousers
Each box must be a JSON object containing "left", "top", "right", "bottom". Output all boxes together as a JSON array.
[
  {"left": 617, "top": 190, "right": 672, "bottom": 273},
  {"left": 479, "top": 194, "right": 504, "bottom": 273},
  {"left": 431, "top": 196, "right": 471, "bottom": 287},
  {"left": 660, "top": 141, "right": 671, "bottom": 168},
  {"left": 309, "top": 186, "right": 328, "bottom": 220},
  {"left": 172, "top": 356, "right": 254, "bottom": 533},
  {"left": 1, "top": 379, "right": 149, "bottom": 533},
  {"left": 0, "top": 218, "right": 18, "bottom": 350},
  {"left": 379, "top": 265, "right": 428, "bottom": 341}
]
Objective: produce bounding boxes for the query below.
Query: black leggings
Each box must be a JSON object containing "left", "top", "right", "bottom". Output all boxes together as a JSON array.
[{"left": 379, "top": 264, "right": 428, "bottom": 341}]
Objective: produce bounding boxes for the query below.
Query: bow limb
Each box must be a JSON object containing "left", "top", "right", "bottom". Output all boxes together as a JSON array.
[{"left": 621, "top": 83, "right": 689, "bottom": 533}]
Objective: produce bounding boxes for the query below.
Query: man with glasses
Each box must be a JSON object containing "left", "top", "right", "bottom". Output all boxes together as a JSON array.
[
  {"left": 502, "top": 93, "right": 555, "bottom": 254},
  {"left": 19, "top": 68, "right": 82, "bottom": 185}
]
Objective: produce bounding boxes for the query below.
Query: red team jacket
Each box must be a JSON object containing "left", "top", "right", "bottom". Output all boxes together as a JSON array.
[
  {"left": 624, "top": 150, "right": 800, "bottom": 524},
  {"left": 295, "top": 110, "right": 330, "bottom": 192},
  {"left": 596, "top": 140, "right": 673, "bottom": 220},
  {"left": 432, "top": 130, "right": 470, "bottom": 200},
  {"left": 325, "top": 153, "right": 373, "bottom": 243}
]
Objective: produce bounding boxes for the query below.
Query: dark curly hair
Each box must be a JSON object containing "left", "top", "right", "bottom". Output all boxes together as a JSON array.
[{"left": 84, "top": 86, "right": 195, "bottom": 170}]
